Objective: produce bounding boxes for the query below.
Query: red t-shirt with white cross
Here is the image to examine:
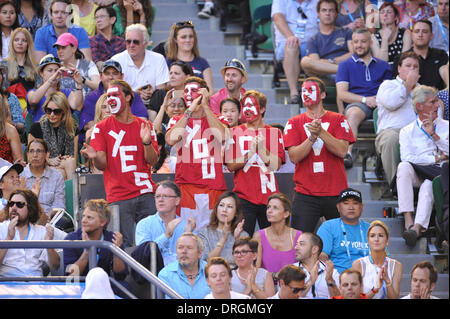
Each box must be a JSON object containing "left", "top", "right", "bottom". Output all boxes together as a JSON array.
[
  {"left": 226, "top": 124, "right": 286, "bottom": 205},
  {"left": 89, "top": 116, "right": 159, "bottom": 203},
  {"left": 283, "top": 111, "right": 355, "bottom": 196},
  {"left": 167, "top": 115, "right": 228, "bottom": 190}
]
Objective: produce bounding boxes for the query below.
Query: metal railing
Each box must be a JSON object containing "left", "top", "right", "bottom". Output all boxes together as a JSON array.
[{"left": 0, "top": 240, "right": 183, "bottom": 299}]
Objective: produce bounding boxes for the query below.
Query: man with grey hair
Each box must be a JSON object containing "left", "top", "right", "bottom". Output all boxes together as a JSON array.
[
  {"left": 398, "top": 85, "right": 449, "bottom": 247},
  {"left": 111, "top": 23, "right": 169, "bottom": 100},
  {"left": 158, "top": 232, "right": 210, "bottom": 299}
]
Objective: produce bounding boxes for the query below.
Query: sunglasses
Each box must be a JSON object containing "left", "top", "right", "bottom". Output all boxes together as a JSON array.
[
  {"left": 288, "top": 284, "right": 306, "bottom": 294},
  {"left": 297, "top": 7, "right": 308, "bottom": 19},
  {"left": 7, "top": 201, "right": 26, "bottom": 209},
  {"left": 44, "top": 107, "right": 63, "bottom": 115},
  {"left": 224, "top": 59, "right": 245, "bottom": 70},
  {"left": 126, "top": 39, "right": 141, "bottom": 45},
  {"left": 39, "top": 56, "right": 61, "bottom": 67},
  {"left": 176, "top": 20, "right": 194, "bottom": 28}
]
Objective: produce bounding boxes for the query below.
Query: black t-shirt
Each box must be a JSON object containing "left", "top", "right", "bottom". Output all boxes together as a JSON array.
[
  {"left": 148, "top": 89, "right": 169, "bottom": 124},
  {"left": 392, "top": 47, "right": 448, "bottom": 90}
]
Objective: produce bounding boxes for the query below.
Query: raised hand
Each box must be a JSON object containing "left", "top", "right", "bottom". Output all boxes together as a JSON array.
[
  {"left": 112, "top": 231, "right": 123, "bottom": 247},
  {"left": 44, "top": 225, "right": 55, "bottom": 240},
  {"left": 80, "top": 143, "right": 97, "bottom": 159}
]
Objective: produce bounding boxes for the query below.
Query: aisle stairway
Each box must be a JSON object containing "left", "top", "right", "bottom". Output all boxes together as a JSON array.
[{"left": 151, "top": 0, "right": 448, "bottom": 299}]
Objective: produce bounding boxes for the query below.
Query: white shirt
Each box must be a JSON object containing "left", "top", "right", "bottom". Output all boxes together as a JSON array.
[
  {"left": 0, "top": 221, "right": 53, "bottom": 277},
  {"left": 111, "top": 49, "right": 169, "bottom": 90},
  {"left": 401, "top": 293, "right": 440, "bottom": 299},
  {"left": 1, "top": 31, "right": 10, "bottom": 59},
  {"left": 375, "top": 76, "right": 417, "bottom": 134},
  {"left": 271, "top": 0, "right": 319, "bottom": 45},
  {"left": 293, "top": 261, "right": 340, "bottom": 299},
  {"left": 399, "top": 117, "right": 449, "bottom": 165},
  {"left": 204, "top": 290, "right": 251, "bottom": 299}
]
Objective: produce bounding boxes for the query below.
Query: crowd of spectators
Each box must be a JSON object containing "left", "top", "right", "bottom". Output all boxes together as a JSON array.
[{"left": 0, "top": 0, "right": 448, "bottom": 300}]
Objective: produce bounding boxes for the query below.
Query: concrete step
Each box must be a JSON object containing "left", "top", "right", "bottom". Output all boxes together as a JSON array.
[
  {"left": 361, "top": 218, "right": 404, "bottom": 237},
  {"left": 383, "top": 237, "right": 427, "bottom": 254},
  {"left": 390, "top": 254, "right": 435, "bottom": 274},
  {"left": 360, "top": 200, "right": 398, "bottom": 218}
]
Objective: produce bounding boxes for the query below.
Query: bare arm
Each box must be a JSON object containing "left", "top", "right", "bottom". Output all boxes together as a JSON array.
[
  {"left": 6, "top": 123, "right": 24, "bottom": 163},
  {"left": 253, "top": 230, "right": 262, "bottom": 269}
]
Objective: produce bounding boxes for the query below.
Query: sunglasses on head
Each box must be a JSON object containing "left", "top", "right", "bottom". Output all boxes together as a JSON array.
[
  {"left": 175, "top": 20, "right": 194, "bottom": 28},
  {"left": 44, "top": 107, "right": 63, "bottom": 115},
  {"left": 126, "top": 39, "right": 141, "bottom": 45},
  {"left": 225, "top": 59, "right": 245, "bottom": 70},
  {"left": 7, "top": 201, "right": 26, "bottom": 209},
  {"left": 297, "top": 7, "right": 308, "bottom": 19}
]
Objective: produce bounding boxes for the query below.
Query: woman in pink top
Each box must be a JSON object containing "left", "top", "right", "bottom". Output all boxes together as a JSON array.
[{"left": 253, "top": 193, "right": 302, "bottom": 274}]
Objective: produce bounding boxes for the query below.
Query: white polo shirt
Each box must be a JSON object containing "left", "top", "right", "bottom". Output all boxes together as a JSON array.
[{"left": 111, "top": 49, "right": 170, "bottom": 90}]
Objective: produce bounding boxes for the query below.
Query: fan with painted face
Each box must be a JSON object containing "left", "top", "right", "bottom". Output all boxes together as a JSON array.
[{"left": 241, "top": 95, "right": 261, "bottom": 123}]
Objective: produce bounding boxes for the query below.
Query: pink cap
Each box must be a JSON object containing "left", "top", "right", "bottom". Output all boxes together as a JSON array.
[{"left": 53, "top": 33, "right": 78, "bottom": 48}]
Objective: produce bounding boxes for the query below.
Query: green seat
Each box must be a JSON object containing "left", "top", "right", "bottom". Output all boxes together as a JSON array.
[
  {"left": 373, "top": 107, "right": 378, "bottom": 133},
  {"left": 249, "top": 0, "right": 273, "bottom": 51},
  {"left": 65, "top": 179, "right": 74, "bottom": 218}
]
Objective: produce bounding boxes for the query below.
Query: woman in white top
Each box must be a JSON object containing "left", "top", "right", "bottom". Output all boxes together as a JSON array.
[
  {"left": 352, "top": 220, "right": 403, "bottom": 299},
  {"left": 204, "top": 257, "right": 250, "bottom": 299},
  {"left": 230, "top": 236, "right": 275, "bottom": 299}
]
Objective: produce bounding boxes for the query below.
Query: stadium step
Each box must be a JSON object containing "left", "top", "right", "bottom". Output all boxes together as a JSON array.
[{"left": 151, "top": 0, "right": 448, "bottom": 299}]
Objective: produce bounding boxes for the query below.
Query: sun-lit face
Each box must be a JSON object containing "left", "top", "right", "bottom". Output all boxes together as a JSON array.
[
  {"left": 301, "top": 81, "right": 320, "bottom": 106},
  {"left": 13, "top": 31, "right": 28, "bottom": 54},
  {"left": 107, "top": 85, "right": 126, "bottom": 114},
  {"left": 8, "top": 194, "right": 28, "bottom": 226},
  {"left": 166, "top": 97, "right": 186, "bottom": 118},
  {"left": 368, "top": 225, "right": 389, "bottom": 252},
  {"left": 340, "top": 273, "right": 362, "bottom": 299},
  {"left": 206, "top": 264, "right": 231, "bottom": 295},
  {"left": 221, "top": 101, "right": 240, "bottom": 127},
  {"left": 175, "top": 27, "right": 195, "bottom": 52},
  {"left": 0, "top": 4, "right": 17, "bottom": 28},
  {"left": 81, "top": 207, "right": 106, "bottom": 234},
  {"left": 216, "top": 196, "right": 237, "bottom": 225},
  {"left": 183, "top": 82, "right": 201, "bottom": 107},
  {"left": 242, "top": 96, "right": 261, "bottom": 123}
]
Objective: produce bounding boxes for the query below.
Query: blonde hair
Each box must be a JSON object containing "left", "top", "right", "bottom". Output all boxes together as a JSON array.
[
  {"left": 94, "top": 93, "right": 108, "bottom": 123},
  {"left": 0, "top": 95, "right": 9, "bottom": 136},
  {"left": 84, "top": 199, "right": 111, "bottom": 228},
  {"left": 41, "top": 91, "right": 76, "bottom": 137},
  {"left": 367, "top": 220, "right": 390, "bottom": 240},
  {"left": 6, "top": 28, "right": 37, "bottom": 83},
  {"left": 166, "top": 23, "right": 200, "bottom": 61}
]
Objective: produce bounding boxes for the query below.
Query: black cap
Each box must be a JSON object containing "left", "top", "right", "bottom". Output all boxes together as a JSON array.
[
  {"left": 101, "top": 60, "right": 122, "bottom": 73},
  {"left": 338, "top": 188, "right": 362, "bottom": 203}
]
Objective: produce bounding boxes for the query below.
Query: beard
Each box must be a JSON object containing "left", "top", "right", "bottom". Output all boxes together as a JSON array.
[{"left": 355, "top": 47, "right": 371, "bottom": 58}]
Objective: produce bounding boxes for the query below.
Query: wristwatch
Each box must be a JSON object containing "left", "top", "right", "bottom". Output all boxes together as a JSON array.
[
  {"left": 361, "top": 96, "right": 367, "bottom": 104},
  {"left": 328, "top": 58, "right": 336, "bottom": 64}
]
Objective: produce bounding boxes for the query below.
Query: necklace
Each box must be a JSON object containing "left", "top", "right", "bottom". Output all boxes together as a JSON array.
[
  {"left": 236, "top": 267, "right": 253, "bottom": 282},
  {"left": 185, "top": 272, "right": 198, "bottom": 280}
]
